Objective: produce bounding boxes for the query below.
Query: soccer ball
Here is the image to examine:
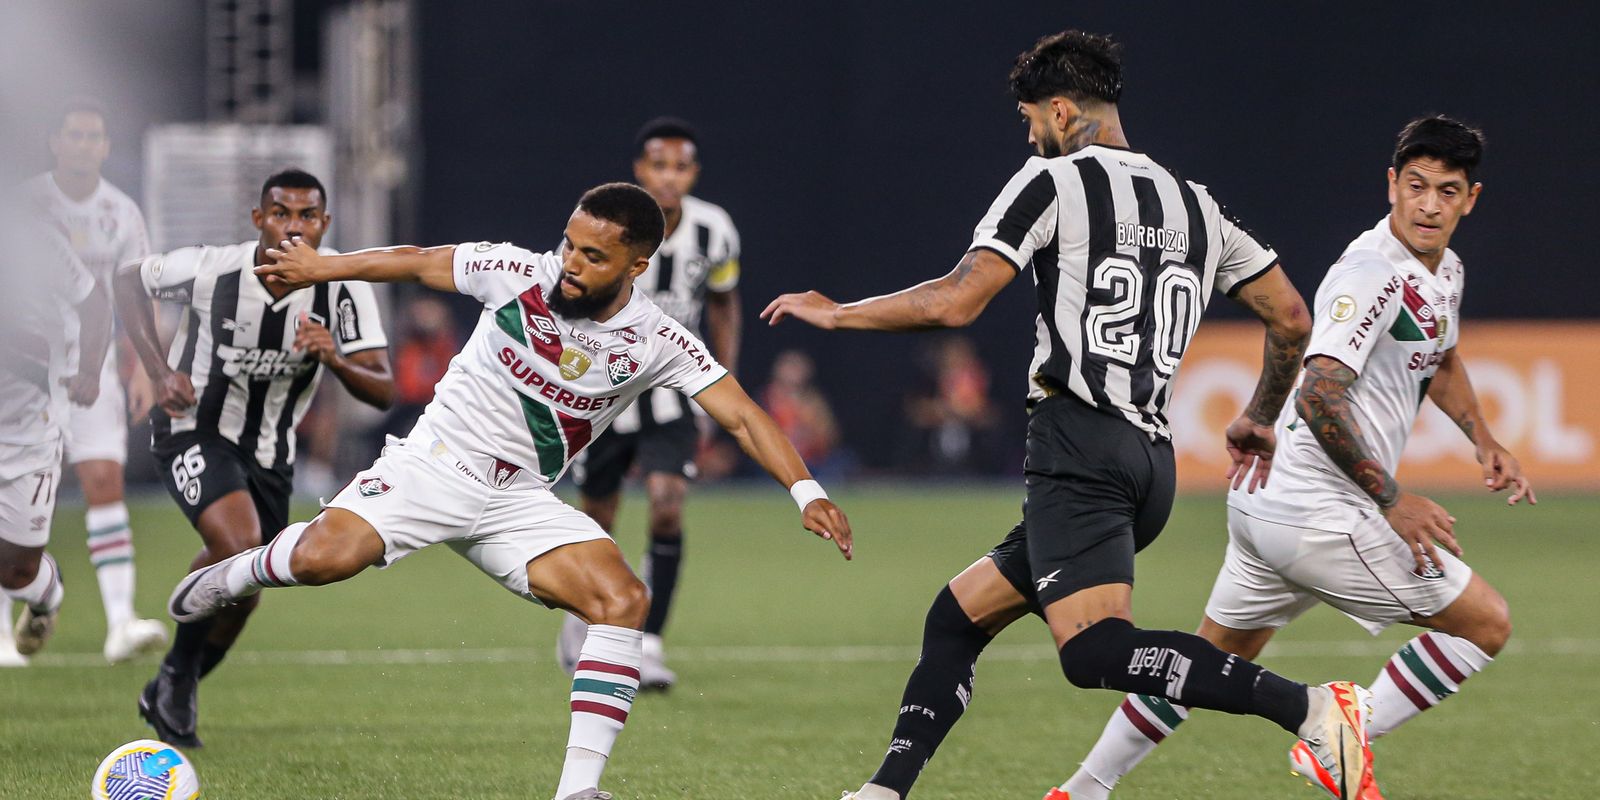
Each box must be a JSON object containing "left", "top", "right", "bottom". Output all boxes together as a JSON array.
[{"left": 91, "top": 739, "right": 201, "bottom": 799}]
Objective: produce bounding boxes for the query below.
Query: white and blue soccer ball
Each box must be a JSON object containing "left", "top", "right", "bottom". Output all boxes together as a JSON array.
[{"left": 91, "top": 739, "right": 201, "bottom": 799}]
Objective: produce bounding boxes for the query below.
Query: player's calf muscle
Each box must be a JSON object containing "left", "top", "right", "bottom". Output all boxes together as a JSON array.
[{"left": 287, "top": 511, "right": 384, "bottom": 585}]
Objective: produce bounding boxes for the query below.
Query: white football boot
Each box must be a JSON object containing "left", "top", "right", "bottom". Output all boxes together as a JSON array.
[
  {"left": 168, "top": 550, "right": 256, "bottom": 623},
  {"left": 0, "top": 637, "right": 27, "bottom": 667},
  {"left": 557, "top": 789, "right": 612, "bottom": 800},
  {"left": 104, "top": 617, "right": 170, "bottom": 663},
  {"left": 640, "top": 632, "right": 676, "bottom": 690},
  {"left": 1291, "top": 681, "right": 1374, "bottom": 800}
]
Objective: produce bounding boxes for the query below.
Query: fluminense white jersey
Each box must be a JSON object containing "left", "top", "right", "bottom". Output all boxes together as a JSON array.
[
  {"left": 1232, "top": 216, "right": 1463, "bottom": 527},
  {"left": 25, "top": 173, "right": 149, "bottom": 283},
  {"left": 635, "top": 194, "right": 740, "bottom": 330},
  {"left": 421, "top": 241, "right": 728, "bottom": 486},
  {"left": 970, "top": 146, "right": 1279, "bottom": 440},
  {"left": 0, "top": 223, "right": 97, "bottom": 476},
  {"left": 137, "top": 241, "right": 388, "bottom": 470}
]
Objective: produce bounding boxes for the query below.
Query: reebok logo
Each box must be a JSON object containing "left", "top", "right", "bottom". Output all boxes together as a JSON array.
[{"left": 1036, "top": 570, "right": 1061, "bottom": 592}]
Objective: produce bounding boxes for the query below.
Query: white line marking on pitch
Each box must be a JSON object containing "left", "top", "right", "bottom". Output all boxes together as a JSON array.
[{"left": 20, "top": 637, "right": 1599, "bottom": 669}]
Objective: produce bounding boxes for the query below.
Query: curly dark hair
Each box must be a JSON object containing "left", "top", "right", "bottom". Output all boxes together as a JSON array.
[
  {"left": 1009, "top": 30, "right": 1124, "bottom": 105},
  {"left": 1393, "top": 115, "right": 1486, "bottom": 182},
  {"left": 577, "top": 182, "right": 665, "bottom": 254}
]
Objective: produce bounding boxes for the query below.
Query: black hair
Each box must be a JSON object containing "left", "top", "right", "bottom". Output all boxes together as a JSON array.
[
  {"left": 1392, "top": 115, "right": 1486, "bottom": 182},
  {"left": 56, "top": 96, "right": 108, "bottom": 132},
  {"left": 577, "top": 182, "right": 665, "bottom": 254},
  {"left": 1009, "top": 29, "right": 1124, "bottom": 105},
  {"left": 633, "top": 116, "right": 698, "bottom": 156},
  {"left": 260, "top": 167, "right": 328, "bottom": 206}
]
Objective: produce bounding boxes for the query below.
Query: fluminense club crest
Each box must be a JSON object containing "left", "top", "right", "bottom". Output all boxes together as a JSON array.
[
  {"left": 607, "top": 352, "right": 642, "bottom": 386},
  {"left": 358, "top": 476, "right": 392, "bottom": 497}
]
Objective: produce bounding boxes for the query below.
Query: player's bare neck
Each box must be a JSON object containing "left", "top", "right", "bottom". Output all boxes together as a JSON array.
[
  {"left": 1388, "top": 216, "right": 1446, "bottom": 273},
  {"left": 662, "top": 207, "right": 683, "bottom": 239},
  {"left": 590, "top": 284, "right": 633, "bottom": 325},
  {"left": 51, "top": 168, "right": 100, "bottom": 203},
  {"left": 1064, "top": 108, "right": 1128, "bottom": 155}
]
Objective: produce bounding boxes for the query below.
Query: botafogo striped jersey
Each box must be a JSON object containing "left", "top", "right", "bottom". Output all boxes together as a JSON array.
[
  {"left": 969, "top": 144, "right": 1279, "bottom": 440},
  {"left": 136, "top": 241, "right": 388, "bottom": 470},
  {"left": 416, "top": 242, "right": 727, "bottom": 487}
]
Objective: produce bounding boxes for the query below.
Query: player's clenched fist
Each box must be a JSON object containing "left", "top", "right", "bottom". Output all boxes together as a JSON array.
[
  {"left": 802, "top": 498, "right": 853, "bottom": 560},
  {"left": 294, "top": 313, "right": 340, "bottom": 365},
  {"left": 761, "top": 290, "right": 840, "bottom": 329},
  {"left": 61, "top": 370, "right": 102, "bottom": 407},
  {"left": 154, "top": 369, "right": 197, "bottom": 416}
]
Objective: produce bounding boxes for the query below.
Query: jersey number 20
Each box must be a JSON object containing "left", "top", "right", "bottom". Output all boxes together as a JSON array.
[{"left": 1084, "top": 255, "right": 1202, "bottom": 377}]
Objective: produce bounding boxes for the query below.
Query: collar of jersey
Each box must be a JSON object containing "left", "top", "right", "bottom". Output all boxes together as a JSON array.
[{"left": 1373, "top": 216, "right": 1456, "bottom": 286}]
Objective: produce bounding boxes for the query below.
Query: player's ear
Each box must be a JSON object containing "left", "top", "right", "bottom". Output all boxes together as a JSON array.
[
  {"left": 1385, "top": 167, "right": 1398, "bottom": 206},
  {"left": 1049, "top": 96, "right": 1079, "bottom": 134},
  {"left": 251, "top": 206, "right": 264, "bottom": 231},
  {"left": 1462, "top": 182, "right": 1482, "bottom": 216},
  {"left": 628, "top": 254, "right": 651, "bottom": 279}
]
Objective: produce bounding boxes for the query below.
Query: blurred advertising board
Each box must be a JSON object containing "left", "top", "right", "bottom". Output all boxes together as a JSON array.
[{"left": 1171, "top": 321, "right": 1600, "bottom": 492}]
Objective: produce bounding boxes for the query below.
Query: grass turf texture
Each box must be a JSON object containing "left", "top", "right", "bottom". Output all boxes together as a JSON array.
[{"left": 2, "top": 487, "right": 1595, "bottom": 798}]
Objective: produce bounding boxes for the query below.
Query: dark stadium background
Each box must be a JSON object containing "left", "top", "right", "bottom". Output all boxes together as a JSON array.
[{"left": 39, "top": 0, "right": 1600, "bottom": 471}]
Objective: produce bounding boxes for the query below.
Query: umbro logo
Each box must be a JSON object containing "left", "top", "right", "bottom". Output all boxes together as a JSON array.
[{"left": 1036, "top": 570, "right": 1061, "bottom": 592}]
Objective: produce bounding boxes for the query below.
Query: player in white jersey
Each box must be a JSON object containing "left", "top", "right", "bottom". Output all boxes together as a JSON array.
[
  {"left": 20, "top": 98, "right": 167, "bottom": 663},
  {"left": 1053, "top": 118, "right": 1527, "bottom": 800},
  {"left": 561, "top": 117, "right": 745, "bottom": 688},
  {"left": 0, "top": 216, "right": 114, "bottom": 665},
  {"left": 164, "top": 183, "right": 852, "bottom": 800},
  {"left": 115, "top": 169, "right": 393, "bottom": 749}
]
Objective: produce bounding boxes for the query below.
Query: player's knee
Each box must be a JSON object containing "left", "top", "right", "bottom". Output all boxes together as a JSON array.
[
  {"left": 1058, "top": 618, "right": 1134, "bottom": 689},
  {"left": 582, "top": 579, "right": 650, "bottom": 628},
  {"left": 647, "top": 510, "right": 683, "bottom": 539},
  {"left": 1472, "top": 596, "right": 1513, "bottom": 656}
]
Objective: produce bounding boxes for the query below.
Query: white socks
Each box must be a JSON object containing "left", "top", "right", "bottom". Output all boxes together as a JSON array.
[
  {"left": 555, "top": 624, "right": 642, "bottom": 799},
  {"left": 225, "top": 522, "right": 309, "bottom": 596},
  {"left": 1368, "top": 632, "right": 1491, "bottom": 739},
  {"left": 5, "top": 553, "right": 64, "bottom": 614},
  {"left": 1063, "top": 695, "right": 1188, "bottom": 799},
  {"left": 86, "top": 502, "right": 137, "bottom": 629}
]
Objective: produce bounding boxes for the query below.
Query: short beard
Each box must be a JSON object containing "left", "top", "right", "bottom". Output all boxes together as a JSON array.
[{"left": 546, "top": 276, "right": 627, "bottom": 320}]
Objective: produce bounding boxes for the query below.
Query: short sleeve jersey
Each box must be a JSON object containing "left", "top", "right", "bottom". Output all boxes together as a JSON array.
[
  {"left": 137, "top": 241, "right": 388, "bottom": 469},
  {"left": 25, "top": 173, "right": 150, "bottom": 282},
  {"left": 1232, "top": 216, "right": 1464, "bottom": 527},
  {"left": 633, "top": 195, "right": 740, "bottom": 330},
  {"left": 967, "top": 147, "right": 1278, "bottom": 439},
  {"left": 420, "top": 242, "right": 728, "bottom": 486}
]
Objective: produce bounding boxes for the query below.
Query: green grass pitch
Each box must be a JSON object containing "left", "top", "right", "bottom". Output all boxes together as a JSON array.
[{"left": 2, "top": 486, "right": 1595, "bottom": 798}]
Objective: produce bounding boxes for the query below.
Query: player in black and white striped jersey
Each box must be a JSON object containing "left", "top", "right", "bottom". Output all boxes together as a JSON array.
[
  {"left": 113, "top": 168, "right": 394, "bottom": 748},
  {"left": 767, "top": 30, "right": 1375, "bottom": 800},
  {"left": 561, "top": 118, "right": 743, "bottom": 689}
]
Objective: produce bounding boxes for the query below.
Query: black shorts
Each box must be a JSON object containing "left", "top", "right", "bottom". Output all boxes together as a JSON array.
[
  {"left": 574, "top": 414, "right": 699, "bottom": 498},
  {"left": 153, "top": 432, "right": 293, "bottom": 542},
  {"left": 987, "top": 394, "right": 1176, "bottom": 609}
]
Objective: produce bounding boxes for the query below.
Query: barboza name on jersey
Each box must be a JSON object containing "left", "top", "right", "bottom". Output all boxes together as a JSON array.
[
  {"left": 1116, "top": 222, "right": 1190, "bottom": 254},
  {"left": 497, "top": 347, "right": 623, "bottom": 413}
]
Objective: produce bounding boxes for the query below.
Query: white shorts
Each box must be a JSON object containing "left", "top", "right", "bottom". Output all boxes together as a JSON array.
[
  {"left": 324, "top": 429, "right": 609, "bottom": 604},
  {"left": 0, "top": 441, "right": 64, "bottom": 547},
  {"left": 65, "top": 358, "right": 127, "bottom": 465},
  {"left": 1205, "top": 506, "right": 1472, "bottom": 635}
]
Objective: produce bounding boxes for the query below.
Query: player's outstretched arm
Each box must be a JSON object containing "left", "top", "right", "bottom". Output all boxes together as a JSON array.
[
  {"left": 760, "top": 249, "right": 1015, "bottom": 331},
  {"left": 692, "top": 375, "right": 853, "bottom": 560},
  {"left": 113, "top": 260, "right": 195, "bottom": 415},
  {"left": 1299, "top": 355, "right": 1459, "bottom": 572},
  {"left": 1427, "top": 347, "right": 1535, "bottom": 505},
  {"left": 258, "top": 239, "right": 458, "bottom": 293},
  {"left": 1222, "top": 266, "right": 1312, "bottom": 491},
  {"left": 63, "top": 280, "right": 114, "bottom": 407}
]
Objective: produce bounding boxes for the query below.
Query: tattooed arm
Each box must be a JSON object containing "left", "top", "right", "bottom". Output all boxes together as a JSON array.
[
  {"left": 1220, "top": 266, "right": 1311, "bottom": 491},
  {"left": 759, "top": 249, "right": 1016, "bottom": 331},
  {"left": 1298, "top": 355, "right": 1461, "bottom": 571},
  {"left": 1427, "top": 347, "right": 1536, "bottom": 504}
]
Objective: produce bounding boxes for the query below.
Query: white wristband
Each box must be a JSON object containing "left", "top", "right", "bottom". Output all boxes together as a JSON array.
[{"left": 789, "top": 479, "right": 828, "bottom": 511}]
